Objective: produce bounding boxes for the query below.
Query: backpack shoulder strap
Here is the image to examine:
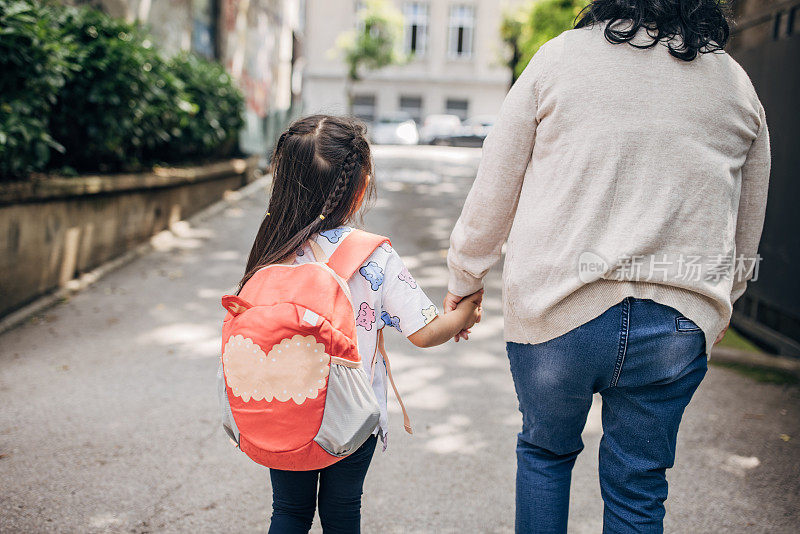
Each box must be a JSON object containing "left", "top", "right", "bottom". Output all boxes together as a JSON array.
[{"left": 326, "top": 229, "right": 390, "bottom": 280}]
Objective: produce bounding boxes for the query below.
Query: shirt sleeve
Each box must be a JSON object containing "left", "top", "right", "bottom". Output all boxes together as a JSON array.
[
  {"left": 447, "top": 39, "right": 552, "bottom": 297},
  {"left": 379, "top": 247, "right": 438, "bottom": 337},
  {"left": 731, "top": 103, "right": 771, "bottom": 304}
]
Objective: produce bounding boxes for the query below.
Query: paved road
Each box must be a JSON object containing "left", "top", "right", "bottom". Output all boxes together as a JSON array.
[{"left": 1, "top": 145, "right": 798, "bottom": 533}]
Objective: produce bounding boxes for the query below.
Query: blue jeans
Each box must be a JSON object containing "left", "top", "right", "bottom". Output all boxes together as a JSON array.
[
  {"left": 268, "top": 435, "right": 377, "bottom": 533},
  {"left": 507, "top": 298, "right": 707, "bottom": 534}
]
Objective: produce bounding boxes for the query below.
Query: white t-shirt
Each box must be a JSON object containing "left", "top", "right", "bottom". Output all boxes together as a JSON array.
[{"left": 293, "top": 226, "right": 438, "bottom": 447}]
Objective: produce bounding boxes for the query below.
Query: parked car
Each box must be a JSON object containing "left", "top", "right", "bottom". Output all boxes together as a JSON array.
[
  {"left": 449, "top": 115, "right": 496, "bottom": 147},
  {"left": 419, "top": 114, "right": 462, "bottom": 145},
  {"left": 370, "top": 113, "right": 419, "bottom": 145}
]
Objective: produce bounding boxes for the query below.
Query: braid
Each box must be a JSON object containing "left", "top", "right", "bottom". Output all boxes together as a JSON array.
[
  {"left": 319, "top": 139, "right": 361, "bottom": 219},
  {"left": 274, "top": 131, "right": 289, "bottom": 153},
  {"left": 238, "top": 115, "right": 374, "bottom": 284}
]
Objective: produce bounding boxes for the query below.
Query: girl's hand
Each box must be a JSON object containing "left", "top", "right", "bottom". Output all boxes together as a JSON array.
[
  {"left": 411, "top": 290, "right": 484, "bottom": 348},
  {"left": 453, "top": 290, "right": 483, "bottom": 341}
]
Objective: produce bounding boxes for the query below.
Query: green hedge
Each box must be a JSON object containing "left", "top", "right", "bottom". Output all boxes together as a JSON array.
[{"left": 0, "top": 0, "right": 245, "bottom": 180}]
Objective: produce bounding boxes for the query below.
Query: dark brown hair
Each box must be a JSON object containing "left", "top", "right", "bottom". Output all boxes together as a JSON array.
[
  {"left": 574, "top": 0, "right": 730, "bottom": 61},
  {"left": 238, "top": 115, "right": 375, "bottom": 291}
]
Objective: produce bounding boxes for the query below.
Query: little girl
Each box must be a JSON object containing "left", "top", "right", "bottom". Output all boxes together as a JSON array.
[{"left": 237, "top": 115, "right": 481, "bottom": 533}]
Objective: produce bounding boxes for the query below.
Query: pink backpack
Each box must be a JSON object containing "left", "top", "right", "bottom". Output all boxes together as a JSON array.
[{"left": 218, "top": 230, "right": 405, "bottom": 471}]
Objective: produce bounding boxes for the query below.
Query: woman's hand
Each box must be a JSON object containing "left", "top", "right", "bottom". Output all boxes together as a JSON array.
[
  {"left": 458, "top": 291, "right": 483, "bottom": 332},
  {"left": 714, "top": 322, "right": 729, "bottom": 345}
]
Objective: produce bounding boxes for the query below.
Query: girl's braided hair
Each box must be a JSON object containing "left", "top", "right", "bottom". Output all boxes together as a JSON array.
[{"left": 238, "top": 115, "right": 374, "bottom": 291}]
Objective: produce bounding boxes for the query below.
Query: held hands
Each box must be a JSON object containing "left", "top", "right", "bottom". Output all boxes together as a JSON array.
[
  {"left": 409, "top": 289, "right": 483, "bottom": 348},
  {"left": 444, "top": 290, "right": 483, "bottom": 342}
]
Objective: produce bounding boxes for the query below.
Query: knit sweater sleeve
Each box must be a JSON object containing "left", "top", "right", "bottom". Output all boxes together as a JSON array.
[
  {"left": 446, "top": 43, "right": 551, "bottom": 297},
  {"left": 731, "top": 102, "right": 771, "bottom": 304}
]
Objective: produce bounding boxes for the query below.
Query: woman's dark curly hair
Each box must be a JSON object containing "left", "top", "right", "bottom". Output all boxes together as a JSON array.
[{"left": 574, "top": 0, "right": 731, "bottom": 61}]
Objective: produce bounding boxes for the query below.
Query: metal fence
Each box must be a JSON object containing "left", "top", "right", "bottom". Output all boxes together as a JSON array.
[{"left": 728, "top": 0, "right": 800, "bottom": 356}]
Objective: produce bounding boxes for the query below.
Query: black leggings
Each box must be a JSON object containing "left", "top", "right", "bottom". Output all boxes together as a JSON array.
[{"left": 268, "top": 436, "right": 378, "bottom": 534}]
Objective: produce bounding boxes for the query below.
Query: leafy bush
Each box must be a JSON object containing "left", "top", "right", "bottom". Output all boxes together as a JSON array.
[
  {"left": 0, "top": 0, "right": 74, "bottom": 177},
  {"left": 164, "top": 53, "right": 244, "bottom": 160},
  {"left": 47, "top": 6, "right": 183, "bottom": 172},
  {"left": 0, "top": 0, "right": 245, "bottom": 180}
]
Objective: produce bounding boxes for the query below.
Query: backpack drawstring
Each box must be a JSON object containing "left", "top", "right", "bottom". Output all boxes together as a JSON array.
[{"left": 371, "top": 329, "right": 413, "bottom": 435}]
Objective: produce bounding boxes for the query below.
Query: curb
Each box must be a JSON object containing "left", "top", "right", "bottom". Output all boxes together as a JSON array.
[
  {"left": 711, "top": 346, "right": 800, "bottom": 378},
  {"left": 0, "top": 175, "right": 271, "bottom": 336}
]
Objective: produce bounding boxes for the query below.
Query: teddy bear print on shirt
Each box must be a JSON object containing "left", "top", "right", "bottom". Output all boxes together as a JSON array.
[
  {"left": 422, "top": 305, "right": 437, "bottom": 324},
  {"left": 320, "top": 228, "right": 348, "bottom": 243},
  {"left": 398, "top": 267, "right": 417, "bottom": 288},
  {"left": 359, "top": 261, "right": 384, "bottom": 291},
  {"left": 356, "top": 302, "right": 375, "bottom": 330},
  {"left": 381, "top": 311, "right": 401, "bottom": 332}
]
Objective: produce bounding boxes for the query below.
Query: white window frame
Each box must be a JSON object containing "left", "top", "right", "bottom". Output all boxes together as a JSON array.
[
  {"left": 448, "top": 4, "right": 475, "bottom": 59},
  {"left": 403, "top": 2, "right": 429, "bottom": 57}
]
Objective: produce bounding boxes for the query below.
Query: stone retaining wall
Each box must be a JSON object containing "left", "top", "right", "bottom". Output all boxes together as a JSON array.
[{"left": 0, "top": 156, "right": 260, "bottom": 317}]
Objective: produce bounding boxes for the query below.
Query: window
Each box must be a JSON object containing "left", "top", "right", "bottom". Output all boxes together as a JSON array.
[
  {"left": 403, "top": 2, "right": 429, "bottom": 56},
  {"left": 448, "top": 5, "right": 474, "bottom": 59},
  {"left": 399, "top": 96, "right": 423, "bottom": 123},
  {"left": 446, "top": 98, "right": 469, "bottom": 120},
  {"left": 352, "top": 94, "right": 376, "bottom": 123}
]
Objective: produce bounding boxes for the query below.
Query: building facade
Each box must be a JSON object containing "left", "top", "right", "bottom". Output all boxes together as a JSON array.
[
  {"left": 67, "top": 0, "right": 304, "bottom": 154},
  {"left": 302, "top": 0, "right": 524, "bottom": 123},
  {"left": 727, "top": 0, "right": 800, "bottom": 355}
]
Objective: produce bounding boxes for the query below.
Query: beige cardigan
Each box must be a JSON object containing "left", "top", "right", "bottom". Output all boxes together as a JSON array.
[{"left": 447, "top": 24, "right": 771, "bottom": 353}]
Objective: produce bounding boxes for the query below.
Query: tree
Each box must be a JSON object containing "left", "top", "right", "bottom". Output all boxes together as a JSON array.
[
  {"left": 336, "top": 0, "right": 404, "bottom": 114},
  {"left": 501, "top": 0, "right": 588, "bottom": 82},
  {"left": 499, "top": 4, "right": 527, "bottom": 89}
]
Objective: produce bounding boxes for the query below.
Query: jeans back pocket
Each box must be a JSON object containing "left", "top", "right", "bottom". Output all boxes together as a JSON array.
[{"left": 675, "top": 316, "right": 701, "bottom": 333}]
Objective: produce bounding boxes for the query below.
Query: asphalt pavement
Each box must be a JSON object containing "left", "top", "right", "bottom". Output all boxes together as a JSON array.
[{"left": 1, "top": 145, "right": 798, "bottom": 533}]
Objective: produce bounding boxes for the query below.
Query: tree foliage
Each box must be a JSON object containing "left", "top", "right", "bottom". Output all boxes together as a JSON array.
[
  {"left": 499, "top": 4, "right": 526, "bottom": 88},
  {"left": 502, "top": 0, "right": 589, "bottom": 80},
  {"left": 335, "top": 0, "right": 403, "bottom": 114},
  {"left": 336, "top": 0, "right": 404, "bottom": 82}
]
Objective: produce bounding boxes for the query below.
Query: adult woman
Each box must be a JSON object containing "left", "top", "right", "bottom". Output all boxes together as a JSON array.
[{"left": 445, "top": 0, "right": 770, "bottom": 532}]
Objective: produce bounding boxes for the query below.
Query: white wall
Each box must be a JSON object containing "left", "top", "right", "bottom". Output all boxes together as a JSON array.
[{"left": 302, "top": 0, "right": 524, "bottom": 120}]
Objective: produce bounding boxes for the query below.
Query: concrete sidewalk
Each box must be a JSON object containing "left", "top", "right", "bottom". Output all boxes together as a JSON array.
[{"left": 1, "top": 146, "right": 798, "bottom": 533}]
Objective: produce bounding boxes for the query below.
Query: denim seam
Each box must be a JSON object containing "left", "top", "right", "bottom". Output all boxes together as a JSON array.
[{"left": 611, "top": 298, "right": 630, "bottom": 387}]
